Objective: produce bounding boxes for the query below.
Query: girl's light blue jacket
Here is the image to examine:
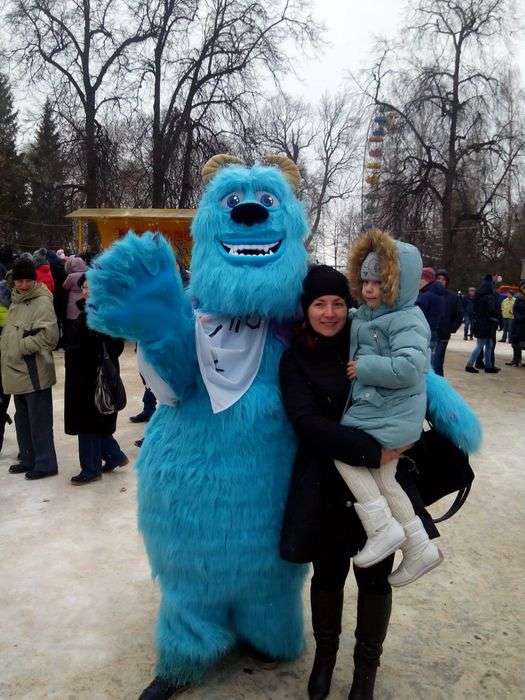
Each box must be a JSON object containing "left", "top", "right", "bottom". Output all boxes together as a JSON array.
[{"left": 342, "top": 237, "right": 430, "bottom": 449}]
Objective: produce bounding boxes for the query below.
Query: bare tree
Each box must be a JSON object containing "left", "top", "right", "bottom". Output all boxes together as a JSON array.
[
  {"left": 242, "top": 92, "right": 315, "bottom": 165},
  {"left": 306, "top": 91, "right": 364, "bottom": 247},
  {"left": 318, "top": 200, "right": 361, "bottom": 271},
  {"left": 6, "top": 0, "right": 156, "bottom": 246},
  {"left": 239, "top": 89, "right": 363, "bottom": 251},
  {"left": 141, "top": 0, "right": 318, "bottom": 208},
  {"left": 364, "top": 0, "right": 524, "bottom": 278}
]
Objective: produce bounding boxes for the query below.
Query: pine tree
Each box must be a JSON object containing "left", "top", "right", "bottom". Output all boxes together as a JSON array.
[
  {"left": 0, "top": 72, "right": 26, "bottom": 240},
  {"left": 26, "top": 99, "right": 67, "bottom": 245}
]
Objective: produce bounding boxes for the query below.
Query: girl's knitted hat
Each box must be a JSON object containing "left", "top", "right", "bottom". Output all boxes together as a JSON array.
[{"left": 361, "top": 251, "right": 382, "bottom": 281}]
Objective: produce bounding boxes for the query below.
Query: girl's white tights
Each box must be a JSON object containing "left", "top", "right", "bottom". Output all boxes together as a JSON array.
[{"left": 334, "top": 459, "right": 415, "bottom": 525}]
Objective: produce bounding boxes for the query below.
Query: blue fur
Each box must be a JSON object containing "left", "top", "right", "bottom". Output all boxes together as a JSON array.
[
  {"left": 87, "top": 232, "right": 198, "bottom": 399},
  {"left": 87, "top": 163, "right": 308, "bottom": 685},
  {"left": 426, "top": 371, "right": 483, "bottom": 454},
  {"left": 190, "top": 164, "right": 308, "bottom": 318}
]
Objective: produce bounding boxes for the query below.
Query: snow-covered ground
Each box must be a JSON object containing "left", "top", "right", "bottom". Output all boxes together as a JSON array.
[{"left": 1, "top": 336, "right": 523, "bottom": 699}]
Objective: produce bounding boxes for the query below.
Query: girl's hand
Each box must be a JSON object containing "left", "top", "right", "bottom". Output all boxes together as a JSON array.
[{"left": 346, "top": 361, "right": 358, "bottom": 379}]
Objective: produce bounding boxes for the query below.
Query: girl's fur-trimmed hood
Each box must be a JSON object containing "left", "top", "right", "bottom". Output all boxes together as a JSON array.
[{"left": 348, "top": 229, "right": 422, "bottom": 310}]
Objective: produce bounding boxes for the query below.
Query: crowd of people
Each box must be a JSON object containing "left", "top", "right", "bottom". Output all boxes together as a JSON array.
[
  {"left": 415, "top": 267, "right": 525, "bottom": 375},
  {"left": 0, "top": 223, "right": 503, "bottom": 699},
  {"left": 0, "top": 247, "right": 131, "bottom": 483},
  {"left": 0, "top": 244, "right": 522, "bottom": 490},
  {"left": 0, "top": 245, "right": 192, "bottom": 484}
]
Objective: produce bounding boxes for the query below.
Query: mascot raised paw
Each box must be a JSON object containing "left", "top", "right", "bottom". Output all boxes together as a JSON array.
[{"left": 87, "top": 154, "right": 309, "bottom": 699}]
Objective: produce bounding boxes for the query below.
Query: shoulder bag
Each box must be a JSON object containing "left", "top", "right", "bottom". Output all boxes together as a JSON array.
[{"left": 95, "top": 341, "right": 127, "bottom": 415}]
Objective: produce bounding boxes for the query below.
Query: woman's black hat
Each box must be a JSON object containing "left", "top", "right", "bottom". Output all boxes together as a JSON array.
[{"left": 301, "top": 264, "right": 350, "bottom": 314}]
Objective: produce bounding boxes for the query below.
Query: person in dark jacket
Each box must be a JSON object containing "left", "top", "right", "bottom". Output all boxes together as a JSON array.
[
  {"left": 0, "top": 264, "right": 12, "bottom": 454},
  {"left": 279, "top": 265, "right": 438, "bottom": 700},
  {"left": 65, "top": 274, "right": 128, "bottom": 484},
  {"left": 46, "top": 250, "right": 68, "bottom": 347},
  {"left": 461, "top": 287, "right": 476, "bottom": 340},
  {"left": 416, "top": 267, "right": 445, "bottom": 352},
  {"left": 507, "top": 281, "right": 525, "bottom": 367},
  {"left": 432, "top": 269, "right": 463, "bottom": 375},
  {"left": 465, "top": 275, "right": 500, "bottom": 374}
]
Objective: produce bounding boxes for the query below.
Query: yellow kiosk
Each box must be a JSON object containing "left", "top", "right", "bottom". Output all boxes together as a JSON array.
[{"left": 66, "top": 208, "right": 196, "bottom": 265}]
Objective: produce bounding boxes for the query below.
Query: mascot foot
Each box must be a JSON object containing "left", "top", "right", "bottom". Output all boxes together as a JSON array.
[
  {"left": 241, "top": 643, "right": 280, "bottom": 669},
  {"left": 138, "top": 676, "right": 190, "bottom": 699}
]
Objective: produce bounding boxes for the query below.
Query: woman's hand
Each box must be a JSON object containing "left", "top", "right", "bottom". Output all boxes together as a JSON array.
[
  {"left": 380, "top": 444, "right": 414, "bottom": 465},
  {"left": 380, "top": 448, "right": 399, "bottom": 465},
  {"left": 346, "top": 361, "right": 358, "bottom": 379}
]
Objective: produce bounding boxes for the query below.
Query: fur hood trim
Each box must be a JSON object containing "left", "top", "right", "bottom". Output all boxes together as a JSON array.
[{"left": 348, "top": 229, "right": 399, "bottom": 307}]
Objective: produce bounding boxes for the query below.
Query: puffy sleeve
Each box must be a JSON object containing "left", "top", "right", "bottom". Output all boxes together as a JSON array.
[{"left": 357, "top": 312, "right": 429, "bottom": 389}]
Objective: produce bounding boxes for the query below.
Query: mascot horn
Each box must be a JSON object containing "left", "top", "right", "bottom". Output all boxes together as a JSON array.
[{"left": 87, "top": 155, "right": 309, "bottom": 698}]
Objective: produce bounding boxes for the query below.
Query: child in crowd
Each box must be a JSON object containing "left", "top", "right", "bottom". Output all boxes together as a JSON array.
[{"left": 334, "top": 229, "right": 443, "bottom": 587}]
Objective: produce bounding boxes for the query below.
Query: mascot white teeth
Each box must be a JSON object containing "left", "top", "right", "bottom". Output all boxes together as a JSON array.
[{"left": 87, "top": 154, "right": 309, "bottom": 698}]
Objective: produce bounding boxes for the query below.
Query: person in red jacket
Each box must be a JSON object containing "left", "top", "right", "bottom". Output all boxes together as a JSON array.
[{"left": 33, "top": 248, "right": 55, "bottom": 294}]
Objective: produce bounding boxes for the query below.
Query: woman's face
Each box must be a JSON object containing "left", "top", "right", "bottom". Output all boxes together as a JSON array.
[
  {"left": 81, "top": 280, "right": 89, "bottom": 300},
  {"left": 14, "top": 279, "right": 35, "bottom": 293},
  {"left": 307, "top": 295, "right": 347, "bottom": 337}
]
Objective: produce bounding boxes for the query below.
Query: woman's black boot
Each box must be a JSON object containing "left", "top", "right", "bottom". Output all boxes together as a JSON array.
[
  {"left": 308, "top": 587, "right": 344, "bottom": 700},
  {"left": 348, "top": 591, "right": 392, "bottom": 700}
]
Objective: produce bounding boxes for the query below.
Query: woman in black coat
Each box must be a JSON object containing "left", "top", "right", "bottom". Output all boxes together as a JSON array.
[
  {"left": 508, "top": 281, "right": 525, "bottom": 367},
  {"left": 64, "top": 274, "right": 128, "bottom": 484},
  {"left": 279, "top": 265, "right": 438, "bottom": 700}
]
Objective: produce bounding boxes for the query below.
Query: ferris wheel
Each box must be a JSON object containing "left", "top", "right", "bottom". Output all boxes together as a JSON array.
[{"left": 361, "top": 104, "right": 392, "bottom": 231}]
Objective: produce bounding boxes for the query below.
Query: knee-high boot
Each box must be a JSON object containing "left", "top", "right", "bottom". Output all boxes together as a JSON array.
[
  {"left": 308, "top": 587, "right": 344, "bottom": 700},
  {"left": 348, "top": 591, "right": 392, "bottom": 700}
]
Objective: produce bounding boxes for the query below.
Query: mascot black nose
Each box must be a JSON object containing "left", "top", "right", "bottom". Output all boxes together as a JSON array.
[{"left": 230, "top": 202, "right": 269, "bottom": 226}]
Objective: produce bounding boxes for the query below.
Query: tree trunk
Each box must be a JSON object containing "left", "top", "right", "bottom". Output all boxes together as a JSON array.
[
  {"left": 151, "top": 45, "right": 166, "bottom": 208},
  {"left": 178, "top": 127, "right": 194, "bottom": 208},
  {"left": 84, "top": 97, "right": 100, "bottom": 250},
  {"left": 441, "top": 35, "right": 463, "bottom": 277}
]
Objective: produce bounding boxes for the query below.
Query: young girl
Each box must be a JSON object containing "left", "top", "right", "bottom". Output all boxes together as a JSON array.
[{"left": 334, "top": 229, "right": 443, "bottom": 587}]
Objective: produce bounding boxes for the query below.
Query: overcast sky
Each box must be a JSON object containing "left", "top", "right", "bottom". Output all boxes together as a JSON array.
[
  {"left": 7, "top": 0, "right": 525, "bottom": 138},
  {"left": 283, "top": 0, "right": 525, "bottom": 101}
]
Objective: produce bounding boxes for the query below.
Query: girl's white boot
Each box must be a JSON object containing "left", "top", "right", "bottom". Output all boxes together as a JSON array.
[
  {"left": 353, "top": 497, "right": 406, "bottom": 568},
  {"left": 388, "top": 517, "right": 443, "bottom": 587}
]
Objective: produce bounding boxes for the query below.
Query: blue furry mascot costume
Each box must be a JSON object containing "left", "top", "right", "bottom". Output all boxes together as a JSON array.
[
  {"left": 87, "top": 153, "right": 481, "bottom": 699},
  {"left": 87, "top": 154, "right": 309, "bottom": 698}
]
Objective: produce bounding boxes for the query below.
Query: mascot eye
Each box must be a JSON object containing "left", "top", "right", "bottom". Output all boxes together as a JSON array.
[
  {"left": 222, "top": 192, "right": 243, "bottom": 208},
  {"left": 257, "top": 191, "right": 279, "bottom": 208}
]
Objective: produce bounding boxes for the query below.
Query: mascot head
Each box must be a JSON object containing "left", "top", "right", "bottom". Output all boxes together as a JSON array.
[{"left": 189, "top": 154, "right": 308, "bottom": 319}]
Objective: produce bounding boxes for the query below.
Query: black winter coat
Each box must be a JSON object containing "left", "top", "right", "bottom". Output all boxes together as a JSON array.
[
  {"left": 472, "top": 283, "right": 498, "bottom": 339},
  {"left": 437, "top": 287, "right": 463, "bottom": 340},
  {"left": 64, "top": 302, "right": 124, "bottom": 435},
  {"left": 416, "top": 282, "right": 446, "bottom": 336},
  {"left": 461, "top": 295, "right": 474, "bottom": 316},
  {"left": 511, "top": 293, "right": 525, "bottom": 345},
  {"left": 279, "top": 324, "right": 438, "bottom": 564},
  {"left": 48, "top": 255, "right": 68, "bottom": 324}
]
